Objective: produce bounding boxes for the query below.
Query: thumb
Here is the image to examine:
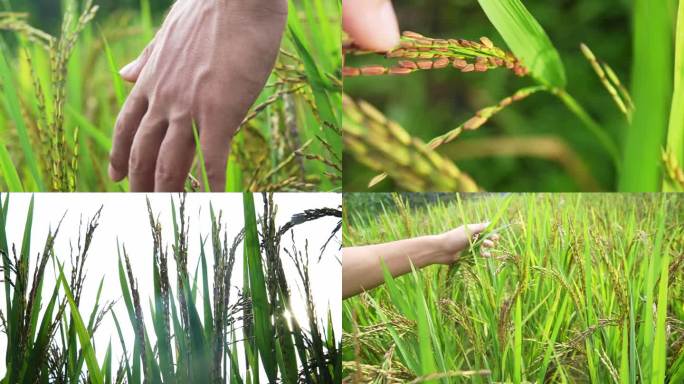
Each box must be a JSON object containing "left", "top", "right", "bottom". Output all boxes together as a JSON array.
[
  {"left": 119, "top": 40, "right": 156, "bottom": 83},
  {"left": 464, "top": 222, "right": 490, "bottom": 238},
  {"left": 343, "top": 0, "right": 400, "bottom": 52}
]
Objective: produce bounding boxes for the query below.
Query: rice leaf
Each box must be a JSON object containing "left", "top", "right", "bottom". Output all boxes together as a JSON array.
[
  {"left": 242, "top": 192, "right": 278, "bottom": 382},
  {"left": 0, "top": 40, "right": 44, "bottom": 189},
  {"left": 100, "top": 32, "right": 125, "bottom": 108},
  {"left": 664, "top": 0, "right": 684, "bottom": 190},
  {"left": 476, "top": 0, "right": 566, "bottom": 88},
  {"left": 57, "top": 266, "right": 104, "bottom": 384},
  {"left": 651, "top": 238, "right": 669, "bottom": 383},
  {"left": 192, "top": 121, "right": 211, "bottom": 192},
  {"left": 111, "top": 312, "right": 133, "bottom": 383},
  {"left": 620, "top": 0, "right": 673, "bottom": 191},
  {"left": 0, "top": 142, "right": 23, "bottom": 191}
]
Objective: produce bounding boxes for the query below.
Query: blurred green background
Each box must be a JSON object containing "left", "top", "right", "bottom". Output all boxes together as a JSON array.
[
  {"left": 344, "top": 0, "right": 638, "bottom": 192},
  {"left": 10, "top": 0, "right": 173, "bottom": 31}
]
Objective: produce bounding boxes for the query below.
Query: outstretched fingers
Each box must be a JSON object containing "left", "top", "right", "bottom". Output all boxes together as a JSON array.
[
  {"left": 128, "top": 113, "right": 168, "bottom": 192},
  {"left": 154, "top": 118, "right": 195, "bottom": 192},
  {"left": 109, "top": 94, "right": 148, "bottom": 181},
  {"left": 197, "top": 117, "right": 236, "bottom": 192}
]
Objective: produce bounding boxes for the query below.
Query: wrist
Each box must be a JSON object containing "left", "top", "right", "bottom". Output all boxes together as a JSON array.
[
  {"left": 420, "top": 234, "right": 452, "bottom": 265},
  {"left": 427, "top": 233, "right": 461, "bottom": 265}
]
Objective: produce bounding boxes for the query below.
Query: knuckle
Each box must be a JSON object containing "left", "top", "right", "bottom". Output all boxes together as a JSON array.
[
  {"left": 128, "top": 147, "right": 153, "bottom": 175},
  {"left": 204, "top": 156, "right": 227, "bottom": 183},
  {"left": 109, "top": 152, "right": 127, "bottom": 173},
  {"left": 156, "top": 162, "right": 184, "bottom": 185}
]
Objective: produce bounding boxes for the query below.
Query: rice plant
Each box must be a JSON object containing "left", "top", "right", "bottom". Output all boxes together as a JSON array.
[
  {"left": 0, "top": 0, "right": 341, "bottom": 192},
  {"left": 0, "top": 192, "right": 342, "bottom": 382},
  {"left": 343, "top": 0, "right": 684, "bottom": 192},
  {"left": 342, "top": 193, "right": 684, "bottom": 383}
]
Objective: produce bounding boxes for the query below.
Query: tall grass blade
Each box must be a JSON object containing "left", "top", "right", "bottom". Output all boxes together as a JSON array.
[
  {"left": 664, "top": 0, "right": 684, "bottom": 190},
  {"left": 620, "top": 0, "right": 673, "bottom": 191},
  {"left": 242, "top": 192, "right": 277, "bottom": 382},
  {"left": 57, "top": 266, "right": 104, "bottom": 384},
  {"left": 0, "top": 143, "right": 22, "bottom": 191},
  {"left": 476, "top": 0, "right": 566, "bottom": 88},
  {"left": 0, "top": 41, "right": 44, "bottom": 189},
  {"left": 287, "top": 0, "right": 341, "bottom": 137},
  {"left": 192, "top": 121, "right": 211, "bottom": 192}
]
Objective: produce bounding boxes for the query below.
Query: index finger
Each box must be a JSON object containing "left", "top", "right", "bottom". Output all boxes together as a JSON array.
[{"left": 343, "top": 0, "right": 400, "bottom": 51}]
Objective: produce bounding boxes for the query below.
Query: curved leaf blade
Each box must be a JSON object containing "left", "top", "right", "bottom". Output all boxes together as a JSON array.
[{"left": 477, "top": 0, "right": 566, "bottom": 88}]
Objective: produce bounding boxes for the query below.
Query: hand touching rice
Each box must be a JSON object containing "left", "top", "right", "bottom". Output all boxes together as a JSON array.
[
  {"left": 342, "top": 223, "right": 499, "bottom": 298},
  {"left": 109, "top": 0, "right": 287, "bottom": 191}
]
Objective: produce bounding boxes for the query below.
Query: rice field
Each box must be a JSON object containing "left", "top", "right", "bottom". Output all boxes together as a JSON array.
[
  {"left": 0, "top": 0, "right": 341, "bottom": 192},
  {"left": 342, "top": 193, "right": 684, "bottom": 383},
  {"left": 0, "top": 192, "right": 342, "bottom": 382}
]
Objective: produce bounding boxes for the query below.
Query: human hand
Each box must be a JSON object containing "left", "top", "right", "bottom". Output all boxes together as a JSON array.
[
  {"left": 432, "top": 223, "right": 499, "bottom": 265},
  {"left": 342, "top": 0, "right": 400, "bottom": 51},
  {"left": 109, "top": 0, "right": 287, "bottom": 191}
]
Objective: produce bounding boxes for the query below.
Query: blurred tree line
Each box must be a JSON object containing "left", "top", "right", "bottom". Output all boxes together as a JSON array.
[
  {"left": 5, "top": 0, "right": 173, "bottom": 32},
  {"left": 344, "top": 193, "right": 499, "bottom": 224}
]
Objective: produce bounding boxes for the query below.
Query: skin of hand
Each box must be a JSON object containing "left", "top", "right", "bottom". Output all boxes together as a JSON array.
[
  {"left": 431, "top": 223, "right": 499, "bottom": 264},
  {"left": 109, "top": 0, "right": 287, "bottom": 192},
  {"left": 342, "top": 223, "right": 498, "bottom": 299},
  {"left": 342, "top": 0, "right": 400, "bottom": 51}
]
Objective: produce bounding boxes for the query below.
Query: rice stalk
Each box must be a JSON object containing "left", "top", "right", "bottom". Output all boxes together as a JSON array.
[
  {"left": 343, "top": 31, "right": 529, "bottom": 77},
  {"left": 580, "top": 43, "right": 633, "bottom": 122},
  {"left": 368, "top": 86, "right": 545, "bottom": 188},
  {"left": 343, "top": 95, "right": 479, "bottom": 192}
]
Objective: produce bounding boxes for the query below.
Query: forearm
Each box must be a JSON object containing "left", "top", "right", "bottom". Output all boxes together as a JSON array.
[{"left": 342, "top": 235, "right": 445, "bottom": 299}]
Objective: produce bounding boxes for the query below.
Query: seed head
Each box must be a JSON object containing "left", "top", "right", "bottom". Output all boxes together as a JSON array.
[
  {"left": 398, "top": 60, "right": 418, "bottom": 69},
  {"left": 464, "top": 115, "right": 488, "bottom": 130},
  {"left": 433, "top": 58, "right": 450, "bottom": 69},
  {"left": 480, "top": 36, "right": 494, "bottom": 49},
  {"left": 343, "top": 67, "right": 361, "bottom": 77},
  {"left": 462, "top": 64, "right": 475, "bottom": 72},
  {"left": 452, "top": 59, "right": 468, "bottom": 69},
  {"left": 474, "top": 62, "right": 488, "bottom": 72},
  {"left": 389, "top": 67, "right": 414, "bottom": 75},
  {"left": 417, "top": 60, "right": 434, "bottom": 70},
  {"left": 360, "top": 66, "right": 388, "bottom": 76},
  {"left": 402, "top": 31, "right": 424, "bottom": 39}
]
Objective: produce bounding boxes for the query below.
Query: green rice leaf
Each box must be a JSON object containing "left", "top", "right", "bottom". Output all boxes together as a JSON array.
[
  {"left": 102, "top": 341, "right": 112, "bottom": 384},
  {"left": 192, "top": 121, "right": 211, "bottom": 192},
  {"left": 199, "top": 234, "right": 213, "bottom": 340},
  {"left": 651, "top": 239, "right": 670, "bottom": 382},
  {"left": 0, "top": 40, "right": 44, "bottom": 190},
  {"left": 111, "top": 312, "right": 133, "bottom": 383},
  {"left": 477, "top": 0, "right": 566, "bottom": 88},
  {"left": 664, "top": 0, "right": 684, "bottom": 191},
  {"left": 57, "top": 266, "right": 104, "bottom": 384},
  {"left": 0, "top": 142, "right": 23, "bottom": 191},
  {"left": 620, "top": 0, "right": 673, "bottom": 191},
  {"left": 100, "top": 32, "right": 125, "bottom": 108},
  {"left": 243, "top": 192, "right": 278, "bottom": 382}
]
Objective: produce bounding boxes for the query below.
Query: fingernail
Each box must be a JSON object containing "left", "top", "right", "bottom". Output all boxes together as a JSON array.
[
  {"left": 109, "top": 164, "right": 125, "bottom": 181},
  {"left": 370, "top": 1, "right": 401, "bottom": 51},
  {"left": 119, "top": 60, "right": 137, "bottom": 79},
  {"left": 344, "top": 0, "right": 400, "bottom": 52}
]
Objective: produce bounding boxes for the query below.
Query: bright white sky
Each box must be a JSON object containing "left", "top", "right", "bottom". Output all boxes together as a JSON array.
[{"left": 0, "top": 193, "right": 341, "bottom": 378}]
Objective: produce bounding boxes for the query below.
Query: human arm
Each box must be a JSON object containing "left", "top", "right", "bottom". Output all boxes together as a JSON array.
[{"left": 342, "top": 223, "right": 497, "bottom": 299}]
